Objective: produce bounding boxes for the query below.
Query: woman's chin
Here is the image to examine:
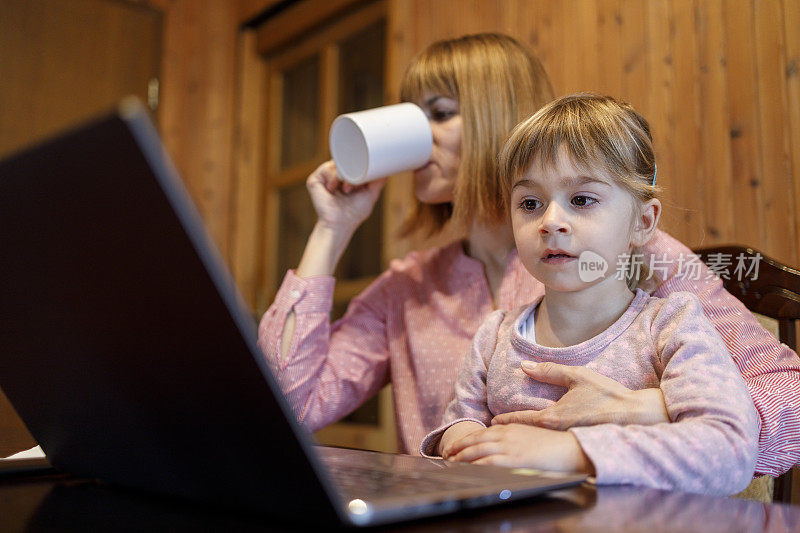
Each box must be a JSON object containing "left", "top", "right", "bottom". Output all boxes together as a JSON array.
[
  {"left": 414, "top": 187, "right": 454, "bottom": 204},
  {"left": 413, "top": 170, "right": 455, "bottom": 204}
]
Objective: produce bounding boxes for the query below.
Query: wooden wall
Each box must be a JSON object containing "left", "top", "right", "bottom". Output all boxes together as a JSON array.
[
  {"left": 387, "top": 0, "right": 800, "bottom": 267},
  {"left": 146, "top": 0, "right": 276, "bottom": 264}
]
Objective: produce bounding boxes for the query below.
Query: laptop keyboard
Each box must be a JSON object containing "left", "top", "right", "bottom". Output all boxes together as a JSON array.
[{"left": 326, "top": 464, "right": 484, "bottom": 497}]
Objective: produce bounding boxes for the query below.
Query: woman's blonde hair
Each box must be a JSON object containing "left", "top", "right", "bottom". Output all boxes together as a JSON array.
[
  {"left": 498, "top": 93, "right": 660, "bottom": 290},
  {"left": 399, "top": 33, "right": 554, "bottom": 236}
]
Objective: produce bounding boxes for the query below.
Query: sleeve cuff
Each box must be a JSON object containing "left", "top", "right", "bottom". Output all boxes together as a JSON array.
[
  {"left": 419, "top": 418, "right": 487, "bottom": 458},
  {"left": 276, "top": 269, "right": 336, "bottom": 314},
  {"left": 569, "top": 426, "right": 616, "bottom": 485}
]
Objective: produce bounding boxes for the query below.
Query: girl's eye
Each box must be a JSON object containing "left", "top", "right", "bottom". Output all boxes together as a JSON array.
[
  {"left": 520, "top": 198, "right": 542, "bottom": 212},
  {"left": 571, "top": 195, "right": 597, "bottom": 207}
]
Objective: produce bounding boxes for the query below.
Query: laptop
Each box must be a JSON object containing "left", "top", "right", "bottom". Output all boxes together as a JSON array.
[{"left": 0, "top": 99, "right": 586, "bottom": 527}]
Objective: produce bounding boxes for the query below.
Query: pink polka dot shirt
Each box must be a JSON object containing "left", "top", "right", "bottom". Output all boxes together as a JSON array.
[{"left": 419, "top": 290, "right": 759, "bottom": 495}]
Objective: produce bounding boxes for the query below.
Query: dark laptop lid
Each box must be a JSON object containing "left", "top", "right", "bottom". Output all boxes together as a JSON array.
[{"left": 0, "top": 99, "right": 342, "bottom": 521}]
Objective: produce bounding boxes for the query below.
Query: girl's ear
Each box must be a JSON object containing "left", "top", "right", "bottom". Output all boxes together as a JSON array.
[{"left": 631, "top": 198, "right": 661, "bottom": 247}]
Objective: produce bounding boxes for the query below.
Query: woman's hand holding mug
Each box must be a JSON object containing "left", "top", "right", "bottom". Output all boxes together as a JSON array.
[{"left": 306, "top": 160, "right": 387, "bottom": 236}]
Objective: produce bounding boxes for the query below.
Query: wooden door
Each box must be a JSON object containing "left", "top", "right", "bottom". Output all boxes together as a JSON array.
[{"left": 0, "top": 0, "right": 162, "bottom": 457}]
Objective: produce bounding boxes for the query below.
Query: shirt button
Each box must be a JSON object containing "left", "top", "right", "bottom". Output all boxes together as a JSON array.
[{"left": 290, "top": 290, "right": 301, "bottom": 299}]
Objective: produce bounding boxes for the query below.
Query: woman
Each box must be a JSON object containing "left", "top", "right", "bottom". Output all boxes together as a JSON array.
[{"left": 258, "top": 33, "right": 799, "bottom": 478}]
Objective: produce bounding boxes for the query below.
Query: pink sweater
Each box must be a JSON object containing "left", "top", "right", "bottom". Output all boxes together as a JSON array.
[
  {"left": 419, "top": 290, "right": 759, "bottom": 495},
  {"left": 257, "top": 229, "right": 800, "bottom": 475}
]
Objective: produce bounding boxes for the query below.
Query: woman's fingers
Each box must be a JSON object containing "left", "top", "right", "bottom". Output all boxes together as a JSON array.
[
  {"left": 491, "top": 410, "right": 541, "bottom": 426},
  {"left": 511, "top": 360, "right": 666, "bottom": 428},
  {"left": 521, "top": 361, "right": 584, "bottom": 388},
  {"left": 310, "top": 161, "right": 341, "bottom": 193}
]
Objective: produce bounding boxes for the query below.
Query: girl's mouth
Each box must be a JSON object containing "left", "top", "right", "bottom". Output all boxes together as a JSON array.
[{"left": 542, "top": 251, "right": 577, "bottom": 264}]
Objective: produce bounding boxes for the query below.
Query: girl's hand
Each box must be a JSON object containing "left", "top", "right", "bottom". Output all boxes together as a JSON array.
[
  {"left": 445, "top": 423, "right": 595, "bottom": 474},
  {"left": 490, "top": 362, "right": 669, "bottom": 429},
  {"left": 439, "top": 421, "right": 485, "bottom": 458},
  {"left": 306, "top": 160, "right": 387, "bottom": 234}
]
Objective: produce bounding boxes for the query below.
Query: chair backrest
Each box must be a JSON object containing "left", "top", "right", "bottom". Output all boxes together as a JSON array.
[{"left": 693, "top": 245, "right": 800, "bottom": 504}]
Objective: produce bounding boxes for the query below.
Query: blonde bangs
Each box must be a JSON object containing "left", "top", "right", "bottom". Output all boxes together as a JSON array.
[
  {"left": 499, "top": 94, "right": 659, "bottom": 207},
  {"left": 399, "top": 42, "right": 458, "bottom": 105}
]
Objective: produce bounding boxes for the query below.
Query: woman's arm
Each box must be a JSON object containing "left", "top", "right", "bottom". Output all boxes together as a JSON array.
[
  {"left": 570, "top": 293, "right": 759, "bottom": 495},
  {"left": 647, "top": 230, "right": 800, "bottom": 477},
  {"left": 258, "top": 161, "right": 390, "bottom": 431},
  {"left": 278, "top": 161, "right": 386, "bottom": 360},
  {"left": 258, "top": 270, "right": 393, "bottom": 431}
]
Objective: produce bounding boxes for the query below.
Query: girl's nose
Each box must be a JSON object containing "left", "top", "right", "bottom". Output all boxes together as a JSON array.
[{"left": 538, "top": 203, "right": 572, "bottom": 235}]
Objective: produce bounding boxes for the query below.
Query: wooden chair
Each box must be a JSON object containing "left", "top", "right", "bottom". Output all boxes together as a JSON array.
[{"left": 693, "top": 245, "right": 800, "bottom": 504}]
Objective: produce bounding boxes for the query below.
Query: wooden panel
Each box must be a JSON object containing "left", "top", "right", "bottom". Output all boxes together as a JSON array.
[
  {"left": 255, "top": 0, "right": 370, "bottom": 56},
  {"left": 238, "top": 0, "right": 284, "bottom": 23},
  {"left": 159, "top": 0, "right": 239, "bottom": 261},
  {"left": 0, "top": 0, "right": 162, "bottom": 158},
  {"left": 596, "top": 0, "right": 624, "bottom": 98},
  {"left": 668, "top": 0, "right": 703, "bottom": 247},
  {"left": 411, "top": 0, "right": 504, "bottom": 52},
  {"left": 509, "top": 0, "right": 561, "bottom": 93},
  {"left": 0, "top": 388, "right": 35, "bottom": 458},
  {"left": 644, "top": 0, "right": 675, "bottom": 239},
  {"left": 618, "top": 0, "right": 647, "bottom": 110},
  {"left": 724, "top": 0, "right": 766, "bottom": 251},
  {"left": 697, "top": 0, "right": 734, "bottom": 244},
  {"left": 230, "top": 30, "right": 267, "bottom": 309},
  {"left": 753, "top": 0, "right": 797, "bottom": 265},
  {"left": 570, "top": 0, "right": 601, "bottom": 94},
  {"left": 783, "top": 0, "right": 800, "bottom": 267}
]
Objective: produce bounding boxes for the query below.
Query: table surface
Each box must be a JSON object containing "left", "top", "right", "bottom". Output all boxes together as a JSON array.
[{"left": 1, "top": 470, "right": 799, "bottom": 532}]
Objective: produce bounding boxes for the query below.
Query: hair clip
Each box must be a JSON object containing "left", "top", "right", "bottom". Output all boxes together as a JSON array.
[{"left": 652, "top": 162, "right": 658, "bottom": 186}]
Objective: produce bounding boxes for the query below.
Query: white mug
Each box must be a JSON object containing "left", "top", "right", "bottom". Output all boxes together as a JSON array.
[{"left": 329, "top": 102, "right": 433, "bottom": 185}]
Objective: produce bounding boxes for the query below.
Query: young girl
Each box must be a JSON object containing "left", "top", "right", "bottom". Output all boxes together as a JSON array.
[{"left": 420, "top": 94, "right": 759, "bottom": 496}]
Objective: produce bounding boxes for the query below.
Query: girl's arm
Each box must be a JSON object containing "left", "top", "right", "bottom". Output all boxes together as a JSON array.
[
  {"left": 570, "top": 292, "right": 760, "bottom": 495},
  {"left": 419, "top": 311, "right": 506, "bottom": 457}
]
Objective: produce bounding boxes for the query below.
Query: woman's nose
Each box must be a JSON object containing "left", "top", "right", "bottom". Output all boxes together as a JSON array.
[
  {"left": 539, "top": 203, "right": 572, "bottom": 235},
  {"left": 428, "top": 121, "right": 441, "bottom": 145}
]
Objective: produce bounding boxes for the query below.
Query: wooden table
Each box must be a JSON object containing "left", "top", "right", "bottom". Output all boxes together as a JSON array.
[{"left": 1, "top": 470, "right": 799, "bottom": 532}]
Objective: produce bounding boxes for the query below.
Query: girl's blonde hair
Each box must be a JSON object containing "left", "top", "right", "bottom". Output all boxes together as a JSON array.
[
  {"left": 399, "top": 33, "right": 554, "bottom": 236},
  {"left": 498, "top": 93, "right": 661, "bottom": 290}
]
